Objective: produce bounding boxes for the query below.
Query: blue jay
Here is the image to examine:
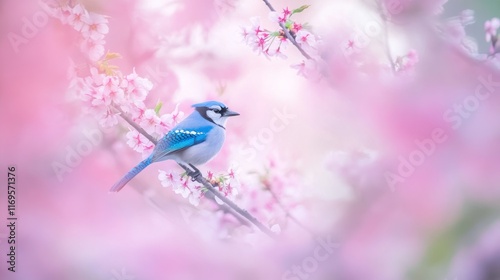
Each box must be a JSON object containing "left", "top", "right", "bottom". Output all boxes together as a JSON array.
[{"left": 110, "top": 101, "right": 239, "bottom": 192}]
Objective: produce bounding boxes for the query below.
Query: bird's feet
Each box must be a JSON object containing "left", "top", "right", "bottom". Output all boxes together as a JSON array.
[
  {"left": 187, "top": 164, "right": 202, "bottom": 182},
  {"left": 178, "top": 163, "right": 203, "bottom": 182},
  {"left": 186, "top": 169, "right": 202, "bottom": 182}
]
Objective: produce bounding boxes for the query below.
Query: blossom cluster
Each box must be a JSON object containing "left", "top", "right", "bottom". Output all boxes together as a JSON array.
[
  {"left": 46, "top": 3, "right": 109, "bottom": 61},
  {"left": 70, "top": 62, "right": 186, "bottom": 156},
  {"left": 48, "top": 2, "right": 184, "bottom": 156},
  {"left": 242, "top": 6, "right": 320, "bottom": 60},
  {"left": 158, "top": 168, "right": 239, "bottom": 207},
  {"left": 394, "top": 49, "right": 419, "bottom": 74},
  {"left": 485, "top": 18, "right": 500, "bottom": 55}
]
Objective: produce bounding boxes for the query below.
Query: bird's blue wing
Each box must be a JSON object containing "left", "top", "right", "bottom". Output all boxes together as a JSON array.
[{"left": 151, "top": 126, "right": 213, "bottom": 162}]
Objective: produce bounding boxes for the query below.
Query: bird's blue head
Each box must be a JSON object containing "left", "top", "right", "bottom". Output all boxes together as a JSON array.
[{"left": 192, "top": 101, "right": 239, "bottom": 128}]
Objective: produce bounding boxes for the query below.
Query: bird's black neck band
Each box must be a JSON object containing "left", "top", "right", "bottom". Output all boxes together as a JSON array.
[{"left": 195, "top": 107, "right": 225, "bottom": 129}]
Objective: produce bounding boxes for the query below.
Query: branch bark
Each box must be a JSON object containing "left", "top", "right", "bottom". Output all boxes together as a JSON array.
[{"left": 375, "top": 0, "right": 396, "bottom": 73}]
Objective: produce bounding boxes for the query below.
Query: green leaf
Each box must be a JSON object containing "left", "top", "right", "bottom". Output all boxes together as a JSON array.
[
  {"left": 270, "top": 31, "right": 281, "bottom": 37},
  {"left": 154, "top": 100, "right": 163, "bottom": 114},
  {"left": 292, "top": 5, "right": 310, "bottom": 14}
]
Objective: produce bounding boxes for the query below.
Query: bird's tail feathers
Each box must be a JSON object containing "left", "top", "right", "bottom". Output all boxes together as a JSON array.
[{"left": 109, "top": 157, "right": 153, "bottom": 192}]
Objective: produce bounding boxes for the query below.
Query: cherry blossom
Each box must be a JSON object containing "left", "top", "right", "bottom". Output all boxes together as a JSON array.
[
  {"left": 210, "top": 170, "right": 239, "bottom": 203},
  {"left": 176, "top": 177, "right": 206, "bottom": 207},
  {"left": 394, "top": 49, "right": 419, "bottom": 73},
  {"left": 101, "top": 75, "right": 125, "bottom": 104},
  {"left": 97, "top": 108, "right": 119, "bottom": 127},
  {"left": 167, "top": 103, "right": 185, "bottom": 125},
  {"left": 158, "top": 170, "right": 179, "bottom": 187},
  {"left": 87, "top": 67, "right": 105, "bottom": 86},
  {"left": 67, "top": 4, "right": 89, "bottom": 31},
  {"left": 291, "top": 59, "right": 319, "bottom": 79},
  {"left": 207, "top": 171, "right": 214, "bottom": 181},
  {"left": 156, "top": 114, "right": 174, "bottom": 135},
  {"left": 268, "top": 8, "right": 290, "bottom": 24},
  {"left": 126, "top": 130, "right": 154, "bottom": 153},
  {"left": 270, "top": 224, "right": 281, "bottom": 234},
  {"left": 295, "top": 29, "right": 317, "bottom": 53},
  {"left": 140, "top": 109, "right": 161, "bottom": 135},
  {"left": 175, "top": 177, "right": 193, "bottom": 198},
  {"left": 188, "top": 186, "right": 204, "bottom": 207},
  {"left": 127, "top": 102, "right": 147, "bottom": 122},
  {"left": 90, "top": 87, "right": 110, "bottom": 107},
  {"left": 49, "top": 3, "right": 109, "bottom": 62},
  {"left": 158, "top": 170, "right": 206, "bottom": 206},
  {"left": 485, "top": 18, "right": 500, "bottom": 43},
  {"left": 80, "top": 37, "right": 105, "bottom": 61},
  {"left": 81, "top": 13, "right": 109, "bottom": 41},
  {"left": 55, "top": 6, "right": 73, "bottom": 25},
  {"left": 484, "top": 18, "right": 500, "bottom": 56},
  {"left": 122, "top": 69, "right": 154, "bottom": 104}
]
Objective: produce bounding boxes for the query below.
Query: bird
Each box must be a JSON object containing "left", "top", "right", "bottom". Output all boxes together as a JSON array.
[{"left": 110, "top": 101, "right": 239, "bottom": 192}]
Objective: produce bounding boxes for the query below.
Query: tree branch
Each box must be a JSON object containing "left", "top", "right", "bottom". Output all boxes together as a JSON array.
[
  {"left": 115, "top": 106, "right": 276, "bottom": 239},
  {"left": 375, "top": 0, "right": 396, "bottom": 73}
]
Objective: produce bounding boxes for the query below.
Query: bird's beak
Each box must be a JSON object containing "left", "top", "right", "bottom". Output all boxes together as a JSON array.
[{"left": 223, "top": 109, "right": 240, "bottom": 117}]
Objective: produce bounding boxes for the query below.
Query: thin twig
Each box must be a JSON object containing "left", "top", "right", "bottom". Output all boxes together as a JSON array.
[
  {"left": 374, "top": 0, "right": 396, "bottom": 73},
  {"left": 261, "top": 0, "right": 312, "bottom": 60},
  {"left": 206, "top": 185, "right": 276, "bottom": 238},
  {"left": 264, "top": 181, "right": 315, "bottom": 236},
  {"left": 261, "top": 0, "right": 275, "bottom": 11},
  {"left": 179, "top": 165, "right": 277, "bottom": 239},
  {"left": 115, "top": 107, "right": 275, "bottom": 238},
  {"left": 204, "top": 190, "right": 251, "bottom": 227}
]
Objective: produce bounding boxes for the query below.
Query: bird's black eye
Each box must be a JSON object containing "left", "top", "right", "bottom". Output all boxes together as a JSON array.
[{"left": 213, "top": 109, "right": 221, "bottom": 113}]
